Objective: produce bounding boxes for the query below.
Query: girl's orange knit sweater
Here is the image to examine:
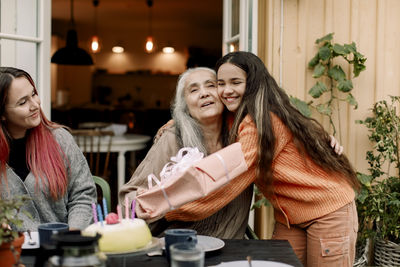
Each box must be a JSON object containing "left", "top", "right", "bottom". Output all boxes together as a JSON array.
[{"left": 165, "top": 114, "right": 355, "bottom": 226}]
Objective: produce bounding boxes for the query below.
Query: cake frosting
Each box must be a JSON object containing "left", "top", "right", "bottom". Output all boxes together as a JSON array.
[{"left": 82, "top": 214, "right": 152, "bottom": 253}]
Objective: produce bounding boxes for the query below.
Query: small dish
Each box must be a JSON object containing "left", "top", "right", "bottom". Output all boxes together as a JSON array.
[
  {"left": 160, "top": 235, "right": 225, "bottom": 252},
  {"left": 215, "top": 260, "right": 294, "bottom": 267},
  {"left": 22, "top": 231, "right": 40, "bottom": 249}
]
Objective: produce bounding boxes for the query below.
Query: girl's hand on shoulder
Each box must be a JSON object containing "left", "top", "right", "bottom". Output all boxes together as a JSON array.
[
  {"left": 330, "top": 135, "right": 343, "bottom": 155},
  {"left": 153, "top": 120, "right": 174, "bottom": 143}
]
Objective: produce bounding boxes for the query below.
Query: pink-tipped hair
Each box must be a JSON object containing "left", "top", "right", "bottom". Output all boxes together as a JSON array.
[
  {"left": 26, "top": 110, "right": 68, "bottom": 200},
  {"left": 0, "top": 128, "right": 9, "bottom": 185}
]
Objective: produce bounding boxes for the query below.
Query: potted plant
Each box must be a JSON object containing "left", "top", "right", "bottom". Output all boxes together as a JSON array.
[
  {"left": 0, "top": 195, "right": 30, "bottom": 267},
  {"left": 357, "top": 96, "right": 400, "bottom": 266}
]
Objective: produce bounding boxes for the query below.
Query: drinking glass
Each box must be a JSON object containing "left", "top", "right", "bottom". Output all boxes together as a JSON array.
[
  {"left": 170, "top": 242, "right": 204, "bottom": 267},
  {"left": 164, "top": 229, "right": 197, "bottom": 261}
]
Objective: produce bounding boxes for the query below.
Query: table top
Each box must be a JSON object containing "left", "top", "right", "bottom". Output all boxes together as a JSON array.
[
  {"left": 75, "top": 133, "right": 151, "bottom": 153},
  {"left": 22, "top": 239, "right": 302, "bottom": 267}
]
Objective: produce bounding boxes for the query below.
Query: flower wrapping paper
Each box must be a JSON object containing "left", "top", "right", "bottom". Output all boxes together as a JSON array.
[{"left": 135, "top": 142, "right": 247, "bottom": 220}]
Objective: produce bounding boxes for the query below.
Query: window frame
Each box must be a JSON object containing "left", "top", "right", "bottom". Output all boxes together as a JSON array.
[
  {"left": 222, "top": 0, "right": 258, "bottom": 55},
  {"left": 0, "top": 0, "right": 51, "bottom": 117}
]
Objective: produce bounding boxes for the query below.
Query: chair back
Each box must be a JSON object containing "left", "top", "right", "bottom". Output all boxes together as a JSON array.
[
  {"left": 71, "top": 129, "right": 114, "bottom": 177},
  {"left": 245, "top": 225, "right": 259, "bottom": 240},
  {"left": 93, "top": 175, "right": 111, "bottom": 213}
]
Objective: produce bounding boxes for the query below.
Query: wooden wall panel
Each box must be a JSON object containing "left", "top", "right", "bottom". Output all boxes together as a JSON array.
[{"left": 256, "top": 0, "right": 400, "bottom": 239}]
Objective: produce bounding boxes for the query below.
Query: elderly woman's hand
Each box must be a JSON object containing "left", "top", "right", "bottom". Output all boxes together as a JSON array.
[{"left": 330, "top": 135, "right": 343, "bottom": 155}]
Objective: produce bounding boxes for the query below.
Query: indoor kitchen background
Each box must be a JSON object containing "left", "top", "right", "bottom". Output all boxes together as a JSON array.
[{"left": 51, "top": 0, "right": 222, "bottom": 136}]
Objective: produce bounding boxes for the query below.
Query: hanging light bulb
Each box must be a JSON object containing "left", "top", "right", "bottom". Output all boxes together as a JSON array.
[
  {"left": 145, "top": 0, "right": 155, "bottom": 53},
  {"left": 90, "top": 0, "right": 101, "bottom": 53},
  {"left": 145, "top": 36, "right": 154, "bottom": 53},
  {"left": 91, "top": 35, "right": 101, "bottom": 53}
]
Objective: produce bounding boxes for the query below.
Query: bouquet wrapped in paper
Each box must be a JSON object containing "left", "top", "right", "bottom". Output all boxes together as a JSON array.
[{"left": 136, "top": 142, "right": 247, "bottom": 220}]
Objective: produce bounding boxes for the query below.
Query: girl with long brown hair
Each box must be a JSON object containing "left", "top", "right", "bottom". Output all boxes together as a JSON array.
[{"left": 165, "top": 52, "right": 359, "bottom": 266}]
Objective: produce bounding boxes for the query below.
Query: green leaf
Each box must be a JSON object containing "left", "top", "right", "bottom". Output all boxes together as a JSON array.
[
  {"left": 316, "top": 33, "right": 334, "bottom": 44},
  {"left": 308, "top": 81, "right": 327, "bottom": 98},
  {"left": 308, "top": 54, "right": 320, "bottom": 68},
  {"left": 357, "top": 172, "right": 373, "bottom": 186},
  {"left": 318, "top": 46, "right": 331, "bottom": 61},
  {"left": 353, "top": 60, "right": 367, "bottom": 77},
  {"left": 316, "top": 104, "right": 332, "bottom": 116},
  {"left": 290, "top": 96, "right": 312, "bottom": 117},
  {"left": 357, "top": 188, "right": 369, "bottom": 203},
  {"left": 337, "top": 79, "right": 353, "bottom": 92},
  {"left": 344, "top": 43, "right": 356, "bottom": 54},
  {"left": 328, "top": 65, "right": 346, "bottom": 81},
  {"left": 252, "top": 198, "right": 271, "bottom": 209},
  {"left": 313, "top": 63, "right": 326, "bottom": 78},
  {"left": 332, "top": 43, "right": 348, "bottom": 55},
  {"left": 346, "top": 93, "right": 358, "bottom": 109}
]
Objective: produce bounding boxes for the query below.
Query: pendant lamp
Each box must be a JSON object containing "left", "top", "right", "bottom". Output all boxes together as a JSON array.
[
  {"left": 145, "top": 0, "right": 155, "bottom": 53},
  {"left": 90, "top": 0, "right": 101, "bottom": 53},
  {"left": 51, "top": 0, "right": 93, "bottom": 65}
]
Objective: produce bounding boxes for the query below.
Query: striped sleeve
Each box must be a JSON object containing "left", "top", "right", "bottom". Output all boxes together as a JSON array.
[{"left": 165, "top": 116, "right": 259, "bottom": 221}]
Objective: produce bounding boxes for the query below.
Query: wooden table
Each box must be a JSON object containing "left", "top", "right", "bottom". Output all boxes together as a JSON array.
[
  {"left": 107, "top": 239, "right": 303, "bottom": 267},
  {"left": 21, "top": 239, "right": 303, "bottom": 267}
]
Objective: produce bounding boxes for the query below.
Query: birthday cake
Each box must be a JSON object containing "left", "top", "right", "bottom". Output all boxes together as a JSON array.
[{"left": 82, "top": 212, "right": 153, "bottom": 253}]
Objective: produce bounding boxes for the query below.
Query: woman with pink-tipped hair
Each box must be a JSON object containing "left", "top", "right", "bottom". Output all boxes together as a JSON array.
[{"left": 0, "top": 67, "right": 96, "bottom": 231}]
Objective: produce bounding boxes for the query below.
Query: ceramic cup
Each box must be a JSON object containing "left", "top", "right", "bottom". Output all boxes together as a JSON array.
[
  {"left": 164, "top": 229, "right": 197, "bottom": 262},
  {"left": 38, "top": 222, "right": 69, "bottom": 247},
  {"left": 170, "top": 242, "right": 204, "bottom": 267}
]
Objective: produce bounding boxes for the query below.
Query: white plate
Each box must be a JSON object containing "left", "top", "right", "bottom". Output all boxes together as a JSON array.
[
  {"left": 105, "top": 237, "right": 161, "bottom": 257},
  {"left": 160, "top": 235, "right": 225, "bottom": 252},
  {"left": 215, "top": 260, "right": 294, "bottom": 267},
  {"left": 22, "top": 231, "right": 40, "bottom": 249}
]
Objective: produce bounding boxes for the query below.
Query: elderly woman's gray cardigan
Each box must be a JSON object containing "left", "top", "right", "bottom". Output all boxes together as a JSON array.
[{"left": 0, "top": 127, "right": 97, "bottom": 231}]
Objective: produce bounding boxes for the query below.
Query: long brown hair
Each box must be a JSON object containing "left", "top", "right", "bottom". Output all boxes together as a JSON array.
[{"left": 215, "top": 52, "right": 360, "bottom": 193}]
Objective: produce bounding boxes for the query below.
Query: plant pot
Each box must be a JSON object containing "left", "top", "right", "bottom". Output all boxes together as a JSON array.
[
  {"left": 353, "top": 238, "right": 369, "bottom": 267},
  {"left": 0, "top": 233, "right": 25, "bottom": 267},
  {"left": 374, "top": 238, "right": 400, "bottom": 266}
]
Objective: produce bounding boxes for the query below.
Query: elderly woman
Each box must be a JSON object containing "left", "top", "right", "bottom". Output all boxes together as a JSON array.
[
  {"left": 0, "top": 67, "right": 96, "bottom": 231},
  {"left": 119, "top": 67, "right": 253, "bottom": 239}
]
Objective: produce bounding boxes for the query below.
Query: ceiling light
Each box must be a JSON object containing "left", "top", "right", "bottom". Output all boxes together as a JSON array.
[
  {"left": 90, "top": 0, "right": 101, "bottom": 53},
  {"left": 145, "top": 36, "right": 154, "bottom": 53},
  {"left": 91, "top": 35, "right": 101, "bottom": 53},
  {"left": 162, "top": 46, "right": 175, "bottom": 54},
  {"left": 112, "top": 45, "right": 124, "bottom": 53},
  {"left": 51, "top": 0, "right": 93, "bottom": 65},
  {"left": 145, "top": 0, "right": 155, "bottom": 53}
]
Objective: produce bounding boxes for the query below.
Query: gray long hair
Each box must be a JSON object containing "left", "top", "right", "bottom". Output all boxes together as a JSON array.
[{"left": 171, "top": 67, "right": 217, "bottom": 155}]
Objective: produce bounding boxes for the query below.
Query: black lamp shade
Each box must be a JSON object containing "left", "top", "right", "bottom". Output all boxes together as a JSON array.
[{"left": 51, "top": 29, "right": 93, "bottom": 65}]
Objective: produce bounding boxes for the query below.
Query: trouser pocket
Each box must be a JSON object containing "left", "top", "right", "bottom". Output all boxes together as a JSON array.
[{"left": 320, "top": 236, "right": 350, "bottom": 266}]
